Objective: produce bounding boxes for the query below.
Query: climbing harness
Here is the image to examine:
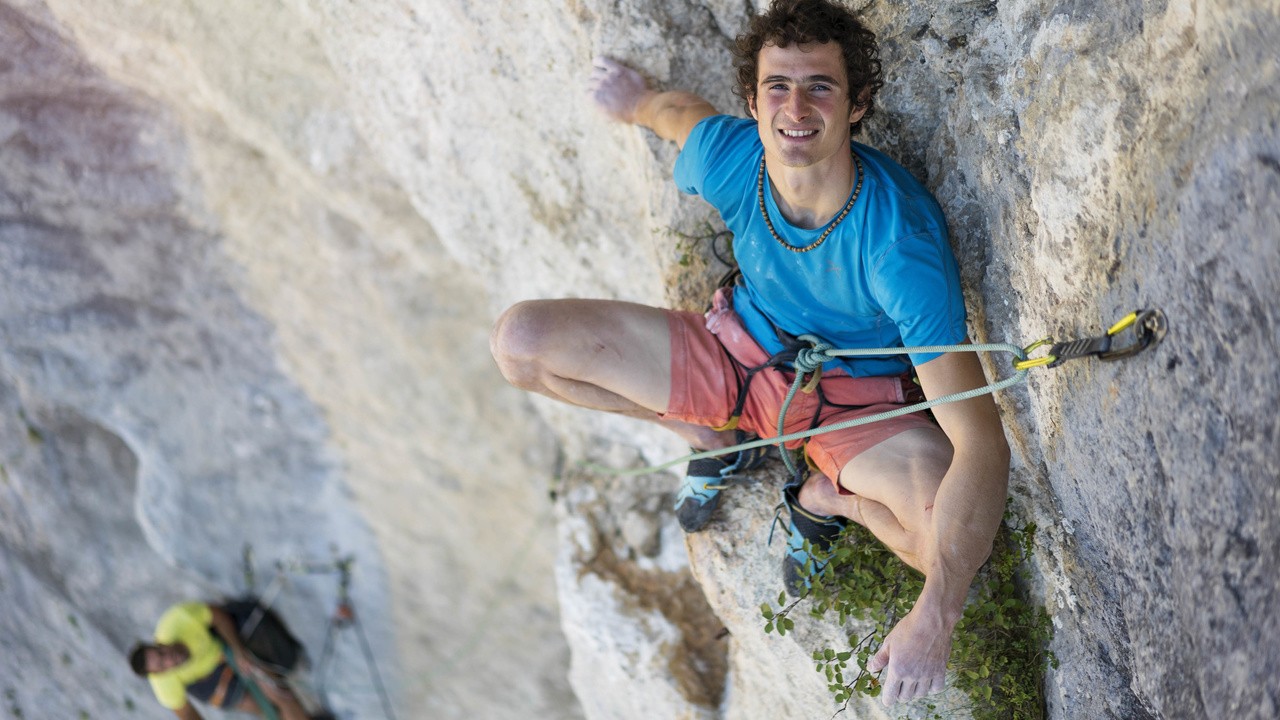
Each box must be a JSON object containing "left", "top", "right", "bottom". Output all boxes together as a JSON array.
[{"left": 590, "top": 308, "right": 1168, "bottom": 479}]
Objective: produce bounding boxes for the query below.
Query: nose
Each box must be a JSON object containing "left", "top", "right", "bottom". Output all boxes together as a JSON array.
[{"left": 784, "top": 89, "right": 811, "bottom": 121}]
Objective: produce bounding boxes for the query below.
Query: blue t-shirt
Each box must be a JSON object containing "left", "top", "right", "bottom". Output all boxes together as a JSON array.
[{"left": 674, "top": 115, "right": 967, "bottom": 378}]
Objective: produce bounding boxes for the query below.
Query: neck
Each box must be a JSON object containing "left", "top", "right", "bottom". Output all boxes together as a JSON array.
[{"left": 764, "top": 152, "right": 857, "bottom": 229}]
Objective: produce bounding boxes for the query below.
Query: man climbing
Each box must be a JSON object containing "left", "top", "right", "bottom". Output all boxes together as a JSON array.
[
  {"left": 489, "top": 0, "right": 1010, "bottom": 707},
  {"left": 128, "top": 600, "right": 311, "bottom": 720}
]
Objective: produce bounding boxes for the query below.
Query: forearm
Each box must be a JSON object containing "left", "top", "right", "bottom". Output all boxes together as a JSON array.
[
  {"left": 872, "top": 351, "right": 1010, "bottom": 703},
  {"left": 209, "top": 607, "right": 251, "bottom": 659},
  {"left": 631, "top": 90, "right": 716, "bottom": 144},
  {"left": 916, "top": 444, "right": 1010, "bottom": 623},
  {"left": 911, "top": 350, "right": 1012, "bottom": 621}
]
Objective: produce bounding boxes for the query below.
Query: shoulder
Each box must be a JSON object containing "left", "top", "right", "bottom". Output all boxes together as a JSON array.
[
  {"left": 680, "top": 115, "right": 757, "bottom": 176},
  {"left": 853, "top": 143, "right": 946, "bottom": 233},
  {"left": 167, "top": 602, "right": 212, "bottom": 623},
  {"left": 686, "top": 114, "right": 759, "bottom": 149},
  {"left": 675, "top": 115, "right": 762, "bottom": 221},
  {"left": 155, "top": 602, "right": 212, "bottom": 640}
]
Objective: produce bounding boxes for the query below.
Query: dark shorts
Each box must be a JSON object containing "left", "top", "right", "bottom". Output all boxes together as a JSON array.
[
  {"left": 185, "top": 662, "right": 246, "bottom": 708},
  {"left": 660, "top": 287, "right": 936, "bottom": 488}
]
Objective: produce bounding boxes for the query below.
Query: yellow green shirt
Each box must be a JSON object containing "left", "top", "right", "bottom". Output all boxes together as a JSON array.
[{"left": 148, "top": 602, "right": 223, "bottom": 710}]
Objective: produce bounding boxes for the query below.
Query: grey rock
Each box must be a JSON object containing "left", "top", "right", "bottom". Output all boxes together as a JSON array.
[{"left": 1, "top": 0, "right": 1276, "bottom": 719}]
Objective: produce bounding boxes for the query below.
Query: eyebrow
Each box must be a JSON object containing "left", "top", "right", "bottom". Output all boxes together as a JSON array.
[{"left": 760, "top": 74, "right": 843, "bottom": 86}]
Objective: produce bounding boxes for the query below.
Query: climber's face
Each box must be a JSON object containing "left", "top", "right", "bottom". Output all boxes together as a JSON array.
[
  {"left": 144, "top": 643, "right": 190, "bottom": 674},
  {"left": 748, "top": 41, "right": 864, "bottom": 170}
]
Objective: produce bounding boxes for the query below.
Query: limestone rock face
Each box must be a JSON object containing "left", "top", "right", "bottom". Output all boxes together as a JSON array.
[
  {"left": 1, "top": 1, "right": 1276, "bottom": 719},
  {"left": 1, "top": 2, "right": 568, "bottom": 718}
]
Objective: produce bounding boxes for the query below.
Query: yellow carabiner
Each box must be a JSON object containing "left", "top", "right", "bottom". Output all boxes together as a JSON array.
[
  {"left": 710, "top": 415, "right": 740, "bottom": 432},
  {"left": 1013, "top": 337, "right": 1056, "bottom": 371},
  {"left": 1106, "top": 311, "right": 1139, "bottom": 336}
]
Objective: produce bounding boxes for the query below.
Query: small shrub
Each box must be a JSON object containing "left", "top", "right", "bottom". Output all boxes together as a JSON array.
[{"left": 763, "top": 506, "right": 1054, "bottom": 719}]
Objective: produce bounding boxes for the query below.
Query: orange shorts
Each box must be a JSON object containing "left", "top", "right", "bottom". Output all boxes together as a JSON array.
[{"left": 661, "top": 288, "right": 936, "bottom": 488}]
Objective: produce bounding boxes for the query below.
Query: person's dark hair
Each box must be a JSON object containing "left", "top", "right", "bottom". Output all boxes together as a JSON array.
[
  {"left": 733, "top": 0, "right": 884, "bottom": 135},
  {"left": 128, "top": 643, "right": 152, "bottom": 677}
]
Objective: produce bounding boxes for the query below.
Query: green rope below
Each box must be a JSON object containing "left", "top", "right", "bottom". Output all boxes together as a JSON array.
[
  {"left": 587, "top": 341, "right": 1028, "bottom": 478},
  {"left": 222, "top": 644, "right": 280, "bottom": 720}
]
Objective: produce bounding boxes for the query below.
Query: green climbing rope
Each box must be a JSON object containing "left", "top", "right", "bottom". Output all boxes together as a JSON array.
[
  {"left": 222, "top": 644, "right": 280, "bottom": 720},
  {"left": 774, "top": 338, "right": 1028, "bottom": 481}
]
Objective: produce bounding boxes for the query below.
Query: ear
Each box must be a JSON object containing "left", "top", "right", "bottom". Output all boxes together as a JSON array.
[
  {"left": 849, "top": 86, "right": 871, "bottom": 124},
  {"left": 748, "top": 93, "right": 759, "bottom": 120}
]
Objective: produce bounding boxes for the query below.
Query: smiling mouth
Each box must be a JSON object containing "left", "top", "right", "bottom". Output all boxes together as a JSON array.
[{"left": 780, "top": 129, "right": 818, "bottom": 138}]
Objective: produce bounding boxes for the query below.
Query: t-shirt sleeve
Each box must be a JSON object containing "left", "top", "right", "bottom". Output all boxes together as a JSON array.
[
  {"left": 155, "top": 602, "right": 212, "bottom": 644},
  {"left": 871, "top": 231, "right": 968, "bottom": 366},
  {"left": 673, "top": 115, "right": 757, "bottom": 217},
  {"left": 149, "top": 675, "right": 189, "bottom": 710}
]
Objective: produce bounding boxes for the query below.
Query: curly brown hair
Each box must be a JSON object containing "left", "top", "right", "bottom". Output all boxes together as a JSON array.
[
  {"left": 128, "top": 643, "right": 153, "bottom": 676},
  {"left": 733, "top": 0, "right": 884, "bottom": 135}
]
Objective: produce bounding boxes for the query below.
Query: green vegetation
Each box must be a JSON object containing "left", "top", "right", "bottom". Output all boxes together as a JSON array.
[
  {"left": 762, "top": 507, "right": 1055, "bottom": 719},
  {"left": 662, "top": 223, "right": 734, "bottom": 270}
]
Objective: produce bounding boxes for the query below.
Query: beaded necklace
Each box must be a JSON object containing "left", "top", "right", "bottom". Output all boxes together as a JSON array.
[{"left": 755, "top": 151, "right": 864, "bottom": 253}]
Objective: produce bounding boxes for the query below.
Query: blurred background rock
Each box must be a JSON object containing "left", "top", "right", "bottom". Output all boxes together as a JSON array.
[{"left": 0, "top": 1, "right": 1275, "bottom": 718}]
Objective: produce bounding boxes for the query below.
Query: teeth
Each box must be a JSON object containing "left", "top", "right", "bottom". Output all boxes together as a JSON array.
[{"left": 781, "top": 129, "right": 816, "bottom": 138}]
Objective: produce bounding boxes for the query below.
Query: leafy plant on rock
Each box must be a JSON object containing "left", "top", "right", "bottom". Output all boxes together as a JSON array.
[{"left": 762, "top": 506, "right": 1055, "bottom": 719}]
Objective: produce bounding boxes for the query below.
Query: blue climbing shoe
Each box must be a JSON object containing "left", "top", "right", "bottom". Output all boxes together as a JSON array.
[
  {"left": 777, "top": 483, "right": 847, "bottom": 597},
  {"left": 674, "top": 434, "right": 770, "bottom": 533}
]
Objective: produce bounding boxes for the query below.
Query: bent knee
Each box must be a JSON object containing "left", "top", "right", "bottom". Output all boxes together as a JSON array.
[{"left": 490, "top": 300, "right": 560, "bottom": 388}]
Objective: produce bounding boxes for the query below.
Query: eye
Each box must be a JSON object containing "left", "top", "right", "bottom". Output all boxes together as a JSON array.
[{"left": 810, "top": 83, "right": 832, "bottom": 93}]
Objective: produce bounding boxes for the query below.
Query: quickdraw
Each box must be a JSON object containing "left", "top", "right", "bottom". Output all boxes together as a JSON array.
[{"left": 1014, "top": 309, "right": 1168, "bottom": 370}]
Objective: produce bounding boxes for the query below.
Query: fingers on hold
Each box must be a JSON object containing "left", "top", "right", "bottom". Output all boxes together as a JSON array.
[
  {"left": 881, "top": 679, "right": 902, "bottom": 707},
  {"left": 868, "top": 649, "right": 888, "bottom": 673},
  {"left": 902, "top": 679, "right": 921, "bottom": 702}
]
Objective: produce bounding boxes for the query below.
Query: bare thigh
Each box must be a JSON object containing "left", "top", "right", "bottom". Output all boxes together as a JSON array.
[
  {"left": 837, "top": 426, "right": 953, "bottom": 537},
  {"left": 491, "top": 298, "right": 674, "bottom": 412}
]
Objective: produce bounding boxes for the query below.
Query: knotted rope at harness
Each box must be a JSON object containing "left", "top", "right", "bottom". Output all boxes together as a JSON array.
[{"left": 776, "top": 334, "right": 838, "bottom": 484}]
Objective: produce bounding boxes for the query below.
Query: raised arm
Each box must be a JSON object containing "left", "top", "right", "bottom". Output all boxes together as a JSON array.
[
  {"left": 589, "top": 56, "right": 716, "bottom": 148},
  {"left": 868, "top": 347, "right": 1011, "bottom": 705}
]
